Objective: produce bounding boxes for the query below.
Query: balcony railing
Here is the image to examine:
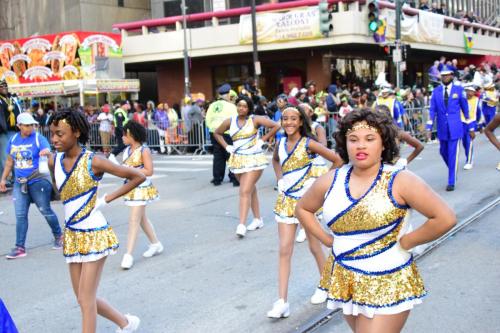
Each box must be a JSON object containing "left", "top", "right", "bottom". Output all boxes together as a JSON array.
[{"left": 112, "top": 0, "right": 500, "bottom": 38}]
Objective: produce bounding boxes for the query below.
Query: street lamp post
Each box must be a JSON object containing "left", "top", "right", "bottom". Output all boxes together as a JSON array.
[
  {"left": 251, "top": 0, "right": 260, "bottom": 89},
  {"left": 181, "top": 0, "right": 190, "bottom": 97},
  {"left": 395, "top": 0, "right": 402, "bottom": 88}
]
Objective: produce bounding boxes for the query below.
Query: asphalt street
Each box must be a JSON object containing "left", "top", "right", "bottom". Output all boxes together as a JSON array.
[{"left": 0, "top": 134, "right": 498, "bottom": 333}]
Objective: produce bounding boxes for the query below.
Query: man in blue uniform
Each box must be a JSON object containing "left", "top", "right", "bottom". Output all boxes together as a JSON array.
[{"left": 426, "top": 66, "right": 470, "bottom": 191}]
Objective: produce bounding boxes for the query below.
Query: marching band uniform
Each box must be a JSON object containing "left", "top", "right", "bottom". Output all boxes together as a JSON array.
[
  {"left": 227, "top": 115, "right": 268, "bottom": 174},
  {"left": 376, "top": 89, "right": 404, "bottom": 128},
  {"left": 481, "top": 83, "right": 498, "bottom": 125},
  {"left": 462, "top": 85, "right": 483, "bottom": 169},
  {"left": 122, "top": 145, "right": 159, "bottom": 206},
  {"left": 274, "top": 136, "right": 315, "bottom": 224},
  {"left": 427, "top": 66, "right": 469, "bottom": 190},
  {"left": 321, "top": 164, "right": 426, "bottom": 317},
  {"left": 55, "top": 149, "right": 119, "bottom": 263}
]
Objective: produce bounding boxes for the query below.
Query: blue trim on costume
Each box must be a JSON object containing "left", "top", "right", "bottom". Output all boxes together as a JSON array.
[
  {"left": 87, "top": 153, "right": 103, "bottom": 181},
  {"left": 65, "top": 187, "right": 97, "bottom": 226},
  {"left": 338, "top": 219, "right": 401, "bottom": 260},
  {"left": 337, "top": 255, "right": 413, "bottom": 276},
  {"left": 333, "top": 216, "right": 403, "bottom": 236},
  {"left": 345, "top": 164, "right": 383, "bottom": 202},
  {"left": 324, "top": 168, "right": 339, "bottom": 200},
  {"left": 58, "top": 148, "right": 86, "bottom": 192},
  {"left": 326, "top": 165, "right": 383, "bottom": 227},
  {"left": 281, "top": 136, "right": 302, "bottom": 166},
  {"left": 328, "top": 292, "right": 427, "bottom": 309},
  {"left": 341, "top": 241, "right": 397, "bottom": 261},
  {"left": 388, "top": 170, "right": 410, "bottom": 209},
  {"left": 285, "top": 164, "right": 312, "bottom": 195},
  {"left": 64, "top": 244, "right": 119, "bottom": 258},
  {"left": 62, "top": 186, "right": 97, "bottom": 205},
  {"left": 65, "top": 224, "right": 110, "bottom": 232}
]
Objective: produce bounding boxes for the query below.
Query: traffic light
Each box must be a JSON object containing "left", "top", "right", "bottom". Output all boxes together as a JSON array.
[
  {"left": 368, "top": 1, "right": 380, "bottom": 33},
  {"left": 319, "top": 0, "right": 333, "bottom": 37},
  {"left": 383, "top": 45, "right": 390, "bottom": 55}
]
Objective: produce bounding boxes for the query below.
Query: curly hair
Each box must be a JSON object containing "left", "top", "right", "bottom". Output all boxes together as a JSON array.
[
  {"left": 235, "top": 95, "right": 254, "bottom": 115},
  {"left": 334, "top": 108, "right": 400, "bottom": 164},
  {"left": 49, "top": 109, "right": 90, "bottom": 145},
  {"left": 123, "top": 120, "right": 147, "bottom": 144}
]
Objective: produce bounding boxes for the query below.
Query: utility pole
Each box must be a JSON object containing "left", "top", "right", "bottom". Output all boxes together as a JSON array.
[
  {"left": 395, "top": 0, "right": 402, "bottom": 88},
  {"left": 251, "top": 0, "right": 260, "bottom": 89},
  {"left": 181, "top": 0, "right": 190, "bottom": 97}
]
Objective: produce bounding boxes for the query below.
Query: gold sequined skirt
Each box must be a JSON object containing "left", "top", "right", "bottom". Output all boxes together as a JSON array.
[
  {"left": 228, "top": 153, "right": 268, "bottom": 174},
  {"left": 326, "top": 259, "right": 426, "bottom": 312},
  {"left": 274, "top": 193, "right": 299, "bottom": 224},
  {"left": 318, "top": 254, "right": 335, "bottom": 290},
  {"left": 63, "top": 226, "right": 119, "bottom": 263},
  {"left": 124, "top": 184, "right": 159, "bottom": 205}
]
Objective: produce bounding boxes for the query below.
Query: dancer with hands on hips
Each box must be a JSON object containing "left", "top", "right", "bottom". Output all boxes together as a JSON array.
[{"left": 296, "top": 108, "right": 456, "bottom": 333}]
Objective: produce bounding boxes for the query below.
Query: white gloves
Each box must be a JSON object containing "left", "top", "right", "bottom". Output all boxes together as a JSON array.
[
  {"left": 277, "top": 179, "right": 286, "bottom": 194},
  {"left": 93, "top": 194, "right": 109, "bottom": 212},
  {"left": 225, "top": 145, "right": 235, "bottom": 154},
  {"left": 395, "top": 157, "right": 408, "bottom": 170},
  {"left": 256, "top": 139, "right": 265, "bottom": 150}
]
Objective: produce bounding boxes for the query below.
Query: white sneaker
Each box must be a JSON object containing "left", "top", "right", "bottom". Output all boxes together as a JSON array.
[
  {"left": 310, "top": 288, "right": 328, "bottom": 304},
  {"left": 236, "top": 224, "right": 247, "bottom": 238},
  {"left": 267, "top": 299, "right": 290, "bottom": 318},
  {"left": 463, "top": 163, "right": 473, "bottom": 170},
  {"left": 109, "top": 154, "right": 119, "bottom": 165},
  {"left": 143, "top": 242, "right": 164, "bottom": 258},
  {"left": 121, "top": 254, "right": 134, "bottom": 269},
  {"left": 247, "top": 218, "right": 264, "bottom": 231},
  {"left": 296, "top": 228, "right": 307, "bottom": 243},
  {"left": 116, "top": 314, "right": 140, "bottom": 333}
]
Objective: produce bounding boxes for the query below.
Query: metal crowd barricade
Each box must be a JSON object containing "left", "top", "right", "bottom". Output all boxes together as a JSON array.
[
  {"left": 39, "top": 119, "right": 210, "bottom": 155},
  {"left": 403, "top": 106, "right": 432, "bottom": 141}
]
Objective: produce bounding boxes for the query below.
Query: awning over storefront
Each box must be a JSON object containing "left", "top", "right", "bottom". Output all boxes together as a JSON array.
[{"left": 8, "top": 78, "right": 140, "bottom": 98}]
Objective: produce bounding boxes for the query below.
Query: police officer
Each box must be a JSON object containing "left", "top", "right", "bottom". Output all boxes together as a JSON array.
[
  {"left": 109, "top": 100, "right": 130, "bottom": 164},
  {"left": 461, "top": 83, "right": 483, "bottom": 170},
  {"left": 205, "top": 83, "right": 238, "bottom": 186},
  {"left": 0, "top": 79, "right": 21, "bottom": 183},
  {"left": 427, "top": 65, "right": 470, "bottom": 191}
]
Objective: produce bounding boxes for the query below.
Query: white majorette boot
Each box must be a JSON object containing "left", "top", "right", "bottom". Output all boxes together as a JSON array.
[
  {"left": 267, "top": 299, "right": 290, "bottom": 318},
  {"left": 236, "top": 224, "right": 247, "bottom": 238},
  {"left": 246, "top": 218, "right": 264, "bottom": 231},
  {"left": 310, "top": 288, "right": 328, "bottom": 304},
  {"left": 143, "top": 242, "right": 164, "bottom": 258},
  {"left": 116, "top": 314, "right": 140, "bottom": 333},
  {"left": 296, "top": 228, "right": 306, "bottom": 243},
  {"left": 121, "top": 254, "right": 134, "bottom": 269}
]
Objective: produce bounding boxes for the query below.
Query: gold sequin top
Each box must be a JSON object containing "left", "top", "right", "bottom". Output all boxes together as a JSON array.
[
  {"left": 55, "top": 149, "right": 107, "bottom": 229},
  {"left": 123, "top": 145, "right": 145, "bottom": 168},
  {"left": 323, "top": 164, "right": 411, "bottom": 265},
  {"left": 278, "top": 136, "right": 315, "bottom": 197},
  {"left": 229, "top": 116, "right": 259, "bottom": 153},
  {"left": 320, "top": 164, "right": 426, "bottom": 313}
]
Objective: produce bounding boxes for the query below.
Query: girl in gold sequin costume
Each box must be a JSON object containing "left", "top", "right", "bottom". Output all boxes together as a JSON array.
[
  {"left": 267, "top": 106, "right": 343, "bottom": 319},
  {"left": 120, "top": 121, "right": 162, "bottom": 270},
  {"left": 296, "top": 109, "right": 456, "bottom": 332},
  {"left": 214, "top": 95, "right": 280, "bottom": 237},
  {"left": 49, "top": 110, "right": 145, "bottom": 333}
]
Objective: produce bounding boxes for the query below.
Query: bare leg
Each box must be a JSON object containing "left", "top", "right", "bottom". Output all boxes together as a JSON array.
[
  {"left": 356, "top": 311, "right": 410, "bottom": 333},
  {"left": 126, "top": 205, "right": 145, "bottom": 255},
  {"left": 277, "top": 223, "right": 298, "bottom": 301},
  {"left": 304, "top": 226, "right": 326, "bottom": 273},
  {"left": 69, "top": 259, "right": 128, "bottom": 333},
  {"left": 248, "top": 170, "right": 263, "bottom": 219},
  {"left": 344, "top": 315, "right": 356, "bottom": 332},
  {"left": 140, "top": 213, "right": 160, "bottom": 244},
  {"left": 238, "top": 171, "right": 262, "bottom": 225}
]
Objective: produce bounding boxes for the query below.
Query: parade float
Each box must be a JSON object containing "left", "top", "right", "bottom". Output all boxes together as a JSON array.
[{"left": 0, "top": 31, "right": 139, "bottom": 107}]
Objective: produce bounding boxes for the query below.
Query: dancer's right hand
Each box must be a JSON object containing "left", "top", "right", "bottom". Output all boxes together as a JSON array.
[{"left": 225, "top": 145, "right": 235, "bottom": 154}]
